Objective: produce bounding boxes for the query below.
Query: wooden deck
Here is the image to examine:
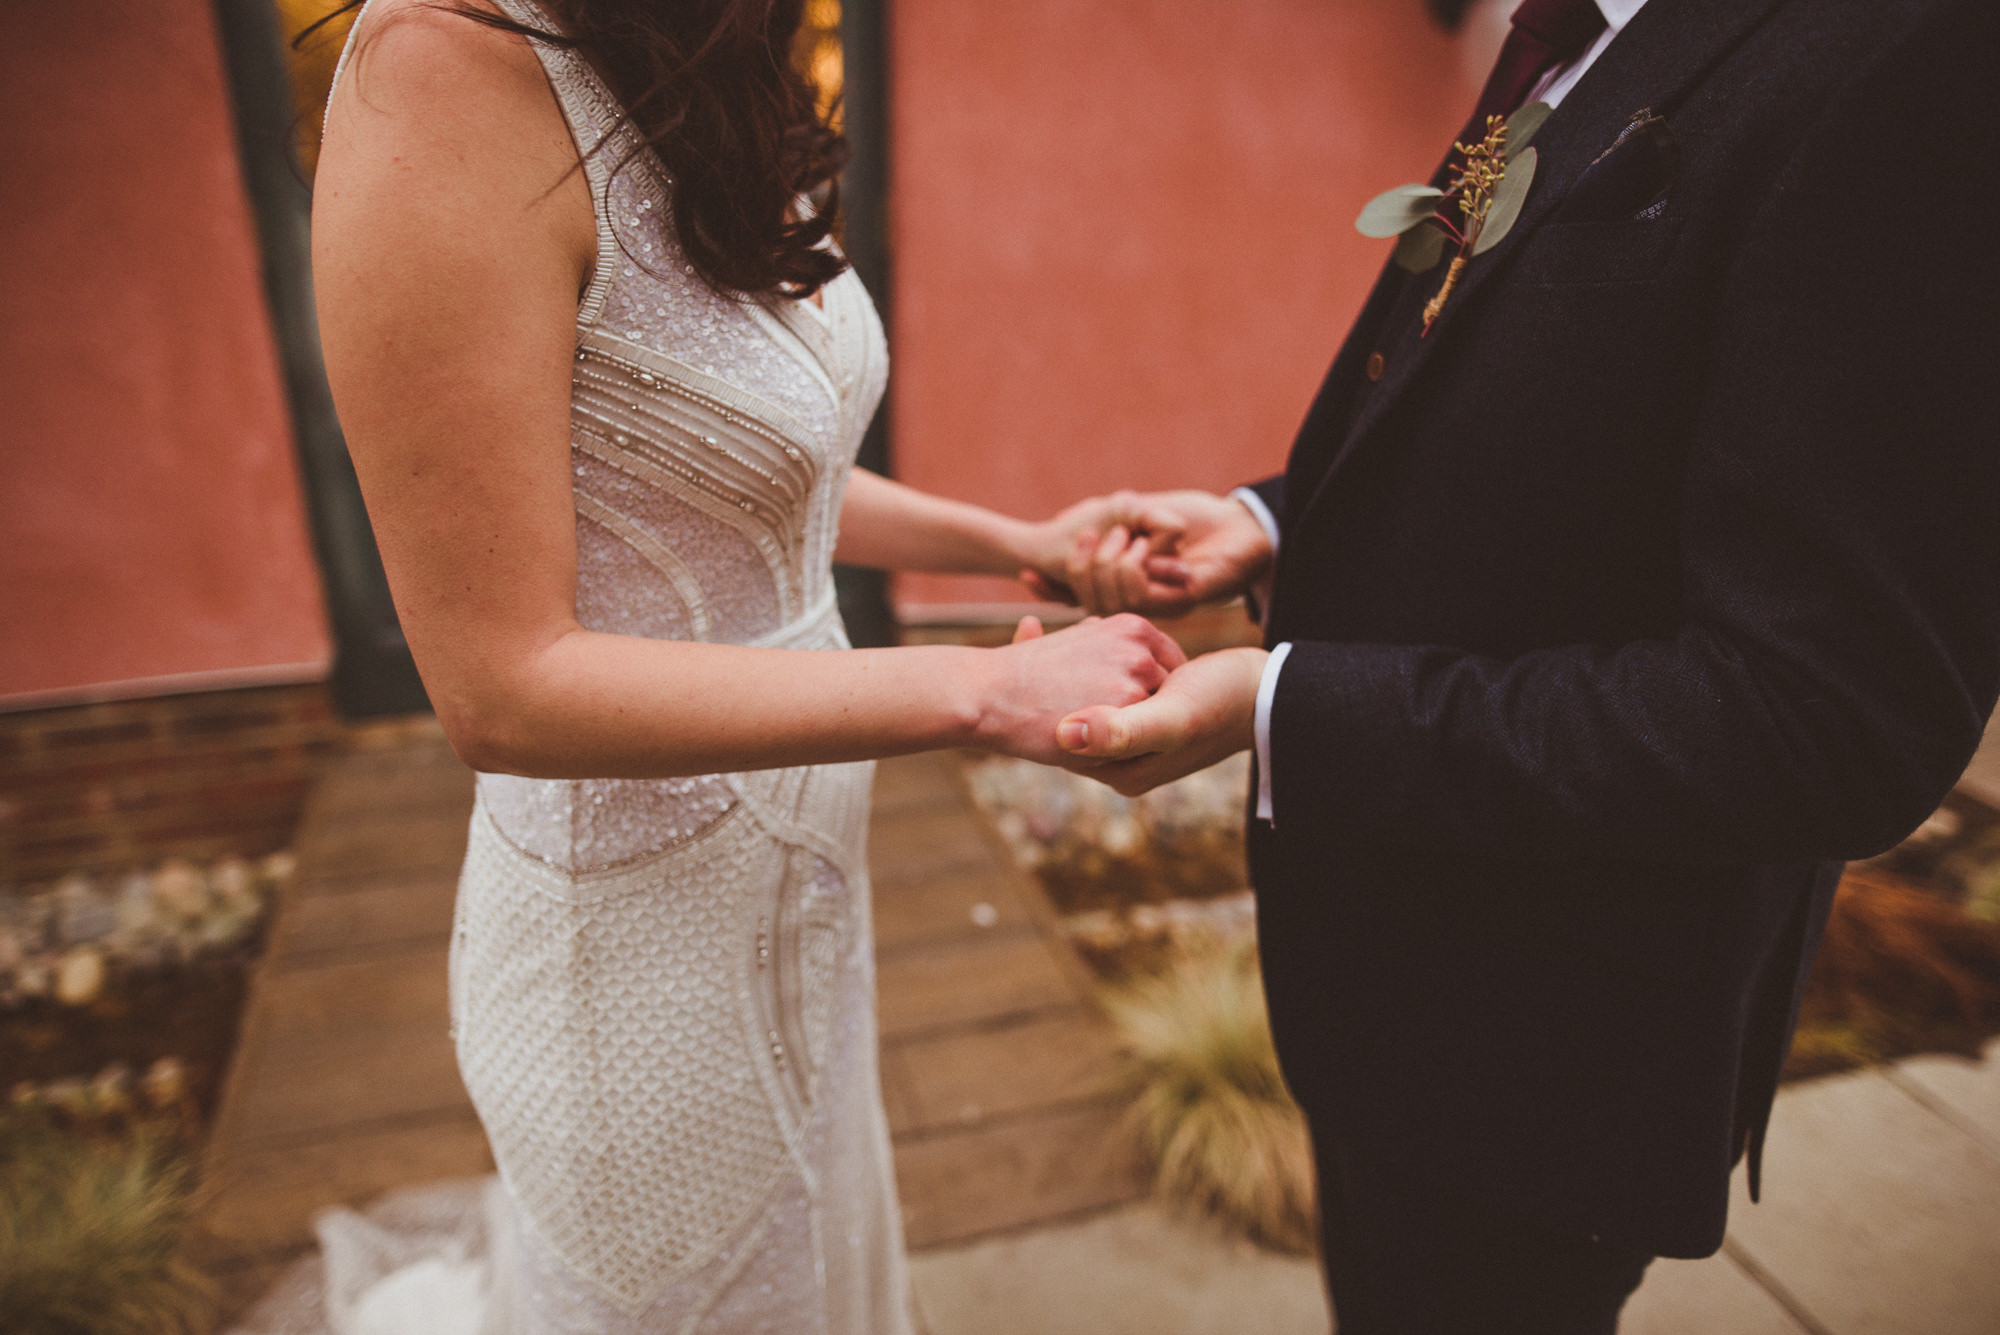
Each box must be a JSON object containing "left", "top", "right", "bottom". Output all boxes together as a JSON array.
[{"left": 193, "top": 734, "right": 1143, "bottom": 1319}]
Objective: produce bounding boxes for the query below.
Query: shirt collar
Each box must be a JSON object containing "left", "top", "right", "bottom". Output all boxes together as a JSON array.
[{"left": 1595, "top": 0, "right": 1649, "bottom": 31}]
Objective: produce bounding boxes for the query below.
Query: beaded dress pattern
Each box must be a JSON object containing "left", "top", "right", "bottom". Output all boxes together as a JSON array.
[{"left": 271, "top": 4, "right": 908, "bottom": 1332}]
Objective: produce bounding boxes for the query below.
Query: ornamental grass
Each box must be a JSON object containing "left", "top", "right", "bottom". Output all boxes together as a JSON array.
[
  {"left": 1101, "top": 935, "right": 1317, "bottom": 1254},
  {"left": 1787, "top": 864, "right": 2000, "bottom": 1079},
  {"left": 0, "top": 1110, "right": 213, "bottom": 1335}
]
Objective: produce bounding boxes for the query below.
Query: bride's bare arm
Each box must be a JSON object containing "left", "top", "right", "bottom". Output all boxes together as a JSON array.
[{"left": 313, "top": 3, "right": 1180, "bottom": 780}]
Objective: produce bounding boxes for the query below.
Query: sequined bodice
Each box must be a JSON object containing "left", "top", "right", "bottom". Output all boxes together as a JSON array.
[{"left": 453, "top": 1, "right": 890, "bottom": 876}]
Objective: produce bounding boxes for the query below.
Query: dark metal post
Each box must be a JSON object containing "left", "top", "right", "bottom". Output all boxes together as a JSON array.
[
  {"left": 209, "top": 0, "right": 431, "bottom": 717},
  {"left": 833, "top": 0, "right": 899, "bottom": 648}
]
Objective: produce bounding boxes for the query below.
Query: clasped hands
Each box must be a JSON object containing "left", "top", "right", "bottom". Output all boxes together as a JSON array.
[{"left": 993, "top": 490, "right": 1275, "bottom": 795}]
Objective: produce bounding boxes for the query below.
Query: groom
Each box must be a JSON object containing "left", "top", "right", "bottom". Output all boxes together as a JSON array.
[{"left": 1047, "top": 0, "right": 2000, "bottom": 1330}]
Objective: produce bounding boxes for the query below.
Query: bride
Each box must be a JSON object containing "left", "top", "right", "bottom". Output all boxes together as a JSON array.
[{"left": 249, "top": 1, "right": 1187, "bottom": 1330}]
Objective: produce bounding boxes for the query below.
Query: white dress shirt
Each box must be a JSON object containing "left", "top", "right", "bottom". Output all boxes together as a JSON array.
[{"left": 1241, "top": 0, "right": 1649, "bottom": 824}]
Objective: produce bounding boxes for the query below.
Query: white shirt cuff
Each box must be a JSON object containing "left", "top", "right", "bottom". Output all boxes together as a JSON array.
[
  {"left": 1230, "top": 487, "right": 1280, "bottom": 626},
  {"left": 1254, "top": 641, "right": 1293, "bottom": 824},
  {"left": 1230, "top": 487, "right": 1281, "bottom": 557}
]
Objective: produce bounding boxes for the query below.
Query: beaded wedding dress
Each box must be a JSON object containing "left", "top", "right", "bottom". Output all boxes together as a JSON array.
[{"left": 234, "top": 3, "right": 909, "bottom": 1331}]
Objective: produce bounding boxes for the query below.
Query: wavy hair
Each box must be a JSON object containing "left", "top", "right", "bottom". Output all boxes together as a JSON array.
[{"left": 307, "top": 0, "right": 849, "bottom": 299}]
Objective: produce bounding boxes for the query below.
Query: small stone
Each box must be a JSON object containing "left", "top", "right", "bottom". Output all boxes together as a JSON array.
[
  {"left": 43, "top": 1078, "right": 90, "bottom": 1117},
  {"left": 55, "top": 945, "right": 107, "bottom": 1007},
  {"left": 151, "top": 860, "right": 209, "bottom": 918},
  {"left": 142, "top": 1057, "right": 188, "bottom": 1111},
  {"left": 54, "top": 873, "right": 114, "bottom": 946},
  {"left": 210, "top": 856, "right": 254, "bottom": 903},
  {"left": 14, "top": 957, "right": 51, "bottom": 999},
  {"left": 90, "top": 1063, "right": 135, "bottom": 1116},
  {"left": 259, "top": 850, "right": 298, "bottom": 886}
]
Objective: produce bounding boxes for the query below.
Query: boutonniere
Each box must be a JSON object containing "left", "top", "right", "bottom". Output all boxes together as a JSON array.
[{"left": 1355, "top": 102, "right": 1550, "bottom": 334}]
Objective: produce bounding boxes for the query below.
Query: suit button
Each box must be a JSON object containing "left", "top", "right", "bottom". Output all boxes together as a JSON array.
[{"left": 1366, "top": 351, "right": 1386, "bottom": 382}]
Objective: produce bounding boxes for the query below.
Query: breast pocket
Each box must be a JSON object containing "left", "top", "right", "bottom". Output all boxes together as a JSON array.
[{"left": 1519, "top": 217, "right": 1683, "bottom": 288}]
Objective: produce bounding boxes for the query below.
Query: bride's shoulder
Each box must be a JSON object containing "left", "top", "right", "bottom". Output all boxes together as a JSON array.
[
  {"left": 325, "top": 0, "right": 558, "bottom": 139},
  {"left": 314, "top": 0, "right": 593, "bottom": 282}
]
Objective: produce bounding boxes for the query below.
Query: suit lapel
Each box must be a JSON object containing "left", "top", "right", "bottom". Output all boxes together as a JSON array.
[{"left": 1288, "top": 0, "right": 1792, "bottom": 533}]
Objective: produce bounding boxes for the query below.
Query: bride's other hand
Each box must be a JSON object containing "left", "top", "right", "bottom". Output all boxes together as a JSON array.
[
  {"left": 971, "top": 614, "right": 1187, "bottom": 766},
  {"left": 1023, "top": 490, "right": 1273, "bottom": 618},
  {"left": 1014, "top": 491, "right": 1189, "bottom": 608}
]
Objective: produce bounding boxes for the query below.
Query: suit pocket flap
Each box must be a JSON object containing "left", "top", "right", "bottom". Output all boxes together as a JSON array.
[{"left": 1520, "top": 217, "right": 1683, "bottom": 287}]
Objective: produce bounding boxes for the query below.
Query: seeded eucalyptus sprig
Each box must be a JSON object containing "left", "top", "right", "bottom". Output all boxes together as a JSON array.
[{"left": 1355, "top": 101, "right": 1549, "bottom": 334}]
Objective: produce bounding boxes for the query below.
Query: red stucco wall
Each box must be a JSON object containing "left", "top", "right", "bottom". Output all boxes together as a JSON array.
[
  {"left": 889, "top": 0, "right": 1481, "bottom": 615},
  {"left": 0, "top": 0, "right": 330, "bottom": 705}
]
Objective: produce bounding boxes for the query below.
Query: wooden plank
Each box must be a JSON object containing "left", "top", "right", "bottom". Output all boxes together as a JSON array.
[
  {"left": 893, "top": 1101, "right": 1146, "bottom": 1249},
  {"left": 868, "top": 806, "right": 1004, "bottom": 887},
  {"left": 293, "top": 809, "right": 471, "bottom": 885},
  {"left": 222, "top": 1017, "right": 469, "bottom": 1145},
  {"left": 198, "top": 1113, "right": 493, "bottom": 1255},
  {"left": 876, "top": 930, "right": 1075, "bottom": 1039},
  {"left": 872, "top": 862, "right": 1029, "bottom": 953},
  {"left": 271, "top": 868, "right": 459, "bottom": 963},
  {"left": 887, "top": 1007, "right": 1122, "bottom": 1135}
]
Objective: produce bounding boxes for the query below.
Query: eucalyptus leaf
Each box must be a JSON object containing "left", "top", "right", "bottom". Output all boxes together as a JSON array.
[
  {"left": 1504, "top": 101, "right": 1552, "bottom": 159},
  {"left": 1393, "top": 223, "right": 1447, "bottom": 273},
  {"left": 1474, "top": 146, "right": 1536, "bottom": 255},
  {"left": 1355, "top": 184, "right": 1446, "bottom": 239}
]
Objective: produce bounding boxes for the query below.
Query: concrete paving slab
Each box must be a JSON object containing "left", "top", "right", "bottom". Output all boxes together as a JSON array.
[
  {"left": 1726, "top": 1067, "right": 2000, "bottom": 1335},
  {"left": 1889, "top": 1038, "right": 2000, "bottom": 1158},
  {"left": 1620, "top": 1252, "right": 1809, "bottom": 1334},
  {"left": 910, "top": 1202, "right": 1329, "bottom": 1335},
  {"left": 1957, "top": 711, "right": 2000, "bottom": 808}
]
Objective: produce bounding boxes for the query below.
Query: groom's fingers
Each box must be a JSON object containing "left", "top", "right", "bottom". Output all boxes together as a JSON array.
[
  {"left": 1106, "top": 494, "right": 1189, "bottom": 549},
  {"left": 1115, "top": 534, "right": 1153, "bottom": 611},
  {"left": 1087, "top": 526, "right": 1133, "bottom": 613},
  {"left": 1011, "top": 615, "right": 1045, "bottom": 644}
]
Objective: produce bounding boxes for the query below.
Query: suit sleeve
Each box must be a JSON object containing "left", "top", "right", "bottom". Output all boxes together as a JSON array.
[{"left": 1268, "top": 0, "right": 2000, "bottom": 864}]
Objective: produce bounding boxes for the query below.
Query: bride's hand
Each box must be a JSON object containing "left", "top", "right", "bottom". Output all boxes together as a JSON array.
[
  {"left": 971, "top": 614, "right": 1187, "bottom": 766},
  {"left": 1013, "top": 491, "right": 1190, "bottom": 608},
  {"left": 1018, "top": 490, "right": 1273, "bottom": 618}
]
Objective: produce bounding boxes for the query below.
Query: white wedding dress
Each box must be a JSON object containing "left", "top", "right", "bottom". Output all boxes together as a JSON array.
[{"left": 235, "top": 3, "right": 910, "bottom": 1331}]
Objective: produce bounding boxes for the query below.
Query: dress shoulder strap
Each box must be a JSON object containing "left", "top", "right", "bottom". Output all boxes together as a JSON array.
[
  {"left": 486, "top": 0, "right": 627, "bottom": 331},
  {"left": 325, "top": 0, "right": 628, "bottom": 333}
]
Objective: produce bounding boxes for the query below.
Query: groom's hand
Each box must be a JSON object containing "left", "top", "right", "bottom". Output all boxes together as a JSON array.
[
  {"left": 1054, "top": 647, "right": 1266, "bottom": 795},
  {"left": 1022, "top": 490, "right": 1273, "bottom": 618},
  {"left": 972, "top": 613, "right": 1189, "bottom": 767}
]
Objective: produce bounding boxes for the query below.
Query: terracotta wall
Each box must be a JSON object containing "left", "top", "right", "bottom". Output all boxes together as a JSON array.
[
  {"left": 0, "top": 0, "right": 330, "bottom": 706},
  {"left": 888, "top": 0, "right": 1481, "bottom": 615}
]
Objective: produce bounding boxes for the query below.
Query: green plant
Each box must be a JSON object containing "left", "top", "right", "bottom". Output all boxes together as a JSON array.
[
  {"left": 0, "top": 1111, "right": 213, "bottom": 1335},
  {"left": 1787, "top": 866, "right": 2000, "bottom": 1080},
  {"left": 1101, "top": 936, "right": 1317, "bottom": 1254}
]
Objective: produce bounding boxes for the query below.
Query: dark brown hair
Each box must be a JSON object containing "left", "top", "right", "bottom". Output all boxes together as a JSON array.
[{"left": 308, "top": 0, "right": 849, "bottom": 299}]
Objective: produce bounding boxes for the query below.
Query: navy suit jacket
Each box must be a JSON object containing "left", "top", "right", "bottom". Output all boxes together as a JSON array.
[{"left": 1246, "top": 0, "right": 2000, "bottom": 1257}]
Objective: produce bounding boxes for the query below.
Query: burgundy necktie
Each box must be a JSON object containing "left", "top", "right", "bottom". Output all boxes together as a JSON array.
[{"left": 1438, "top": 0, "right": 1607, "bottom": 180}]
